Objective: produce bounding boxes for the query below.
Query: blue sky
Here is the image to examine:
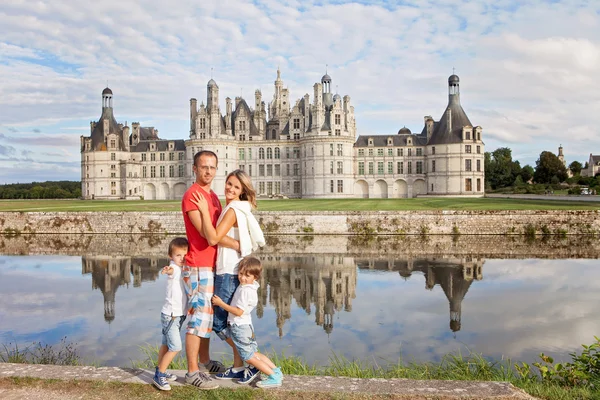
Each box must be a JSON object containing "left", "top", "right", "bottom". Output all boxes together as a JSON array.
[{"left": 0, "top": 0, "right": 599, "bottom": 183}]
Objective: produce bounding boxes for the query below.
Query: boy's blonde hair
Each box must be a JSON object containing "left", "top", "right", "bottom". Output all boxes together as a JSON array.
[
  {"left": 238, "top": 256, "right": 262, "bottom": 280},
  {"left": 168, "top": 237, "right": 189, "bottom": 256}
]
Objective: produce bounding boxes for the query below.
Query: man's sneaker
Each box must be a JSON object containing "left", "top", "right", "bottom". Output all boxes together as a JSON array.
[
  {"left": 202, "top": 359, "right": 226, "bottom": 374},
  {"left": 237, "top": 366, "right": 260, "bottom": 385},
  {"left": 185, "top": 371, "right": 219, "bottom": 390},
  {"left": 153, "top": 372, "right": 172, "bottom": 391},
  {"left": 164, "top": 372, "right": 177, "bottom": 382},
  {"left": 215, "top": 367, "right": 245, "bottom": 380},
  {"left": 256, "top": 373, "right": 283, "bottom": 389}
]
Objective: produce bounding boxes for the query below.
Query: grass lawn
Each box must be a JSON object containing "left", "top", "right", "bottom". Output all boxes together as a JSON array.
[{"left": 0, "top": 198, "right": 599, "bottom": 212}]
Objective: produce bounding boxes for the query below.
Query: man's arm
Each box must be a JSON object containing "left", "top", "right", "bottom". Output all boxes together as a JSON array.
[{"left": 188, "top": 208, "right": 240, "bottom": 251}]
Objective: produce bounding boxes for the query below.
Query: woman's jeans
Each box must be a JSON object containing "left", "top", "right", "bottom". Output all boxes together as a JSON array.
[{"left": 213, "top": 273, "right": 240, "bottom": 340}]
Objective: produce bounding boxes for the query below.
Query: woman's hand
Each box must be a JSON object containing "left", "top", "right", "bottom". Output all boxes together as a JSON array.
[
  {"left": 191, "top": 191, "right": 209, "bottom": 214},
  {"left": 212, "top": 295, "right": 225, "bottom": 307}
]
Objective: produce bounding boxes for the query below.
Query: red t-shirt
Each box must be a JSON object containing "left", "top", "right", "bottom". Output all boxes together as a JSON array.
[{"left": 181, "top": 183, "right": 222, "bottom": 267}]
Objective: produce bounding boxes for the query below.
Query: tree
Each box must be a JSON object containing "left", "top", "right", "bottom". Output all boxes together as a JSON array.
[
  {"left": 534, "top": 151, "right": 568, "bottom": 184},
  {"left": 569, "top": 161, "right": 583, "bottom": 176},
  {"left": 484, "top": 147, "right": 522, "bottom": 189},
  {"left": 520, "top": 165, "right": 534, "bottom": 183}
]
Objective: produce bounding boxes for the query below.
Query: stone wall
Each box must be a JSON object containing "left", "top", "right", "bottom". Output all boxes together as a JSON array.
[
  {"left": 0, "top": 210, "right": 599, "bottom": 236},
  {"left": 1, "top": 233, "right": 600, "bottom": 259}
]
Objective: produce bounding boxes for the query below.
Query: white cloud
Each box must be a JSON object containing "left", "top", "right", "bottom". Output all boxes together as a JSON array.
[{"left": 0, "top": 0, "right": 598, "bottom": 181}]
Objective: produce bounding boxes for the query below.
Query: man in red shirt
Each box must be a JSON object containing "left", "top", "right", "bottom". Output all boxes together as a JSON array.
[{"left": 181, "top": 150, "right": 239, "bottom": 390}]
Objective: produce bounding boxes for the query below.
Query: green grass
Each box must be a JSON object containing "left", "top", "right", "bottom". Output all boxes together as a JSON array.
[{"left": 1, "top": 197, "right": 599, "bottom": 212}]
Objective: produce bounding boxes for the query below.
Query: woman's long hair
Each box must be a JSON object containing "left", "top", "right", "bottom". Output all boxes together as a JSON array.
[{"left": 227, "top": 169, "right": 257, "bottom": 208}]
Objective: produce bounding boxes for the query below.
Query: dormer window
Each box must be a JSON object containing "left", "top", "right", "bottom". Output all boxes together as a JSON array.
[
  {"left": 168, "top": 142, "right": 174, "bottom": 150},
  {"left": 387, "top": 138, "right": 393, "bottom": 146},
  {"left": 407, "top": 138, "right": 412, "bottom": 146},
  {"left": 150, "top": 143, "right": 155, "bottom": 151},
  {"left": 368, "top": 138, "right": 374, "bottom": 146}
]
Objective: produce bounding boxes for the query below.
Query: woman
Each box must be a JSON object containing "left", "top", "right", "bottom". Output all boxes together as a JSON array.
[{"left": 191, "top": 169, "right": 265, "bottom": 382}]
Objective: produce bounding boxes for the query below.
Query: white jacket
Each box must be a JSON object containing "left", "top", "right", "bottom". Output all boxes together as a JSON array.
[{"left": 217, "top": 200, "right": 265, "bottom": 257}]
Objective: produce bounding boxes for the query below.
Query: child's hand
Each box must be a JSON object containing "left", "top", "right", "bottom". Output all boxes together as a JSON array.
[
  {"left": 212, "top": 295, "right": 224, "bottom": 307},
  {"left": 161, "top": 266, "right": 174, "bottom": 275},
  {"left": 191, "top": 191, "right": 209, "bottom": 213}
]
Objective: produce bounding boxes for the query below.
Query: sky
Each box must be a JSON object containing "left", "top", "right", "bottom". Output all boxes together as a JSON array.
[{"left": 0, "top": 0, "right": 599, "bottom": 184}]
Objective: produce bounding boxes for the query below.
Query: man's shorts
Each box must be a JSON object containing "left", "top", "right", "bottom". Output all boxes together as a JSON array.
[
  {"left": 227, "top": 324, "right": 258, "bottom": 361},
  {"left": 161, "top": 313, "right": 186, "bottom": 352},
  {"left": 182, "top": 265, "right": 214, "bottom": 338}
]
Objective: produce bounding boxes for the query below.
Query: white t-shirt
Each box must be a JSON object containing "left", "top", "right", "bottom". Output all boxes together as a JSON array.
[
  {"left": 228, "top": 281, "right": 259, "bottom": 326},
  {"left": 216, "top": 226, "right": 242, "bottom": 275},
  {"left": 161, "top": 261, "right": 187, "bottom": 317}
]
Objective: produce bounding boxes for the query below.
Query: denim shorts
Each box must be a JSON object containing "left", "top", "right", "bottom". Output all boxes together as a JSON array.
[
  {"left": 161, "top": 313, "right": 186, "bottom": 352},
  {"left": 228, "top": 324, "right": 258, "bottom": 361},
  {"left": 213, "top": 273, "right": 240, "bottom": 340}
]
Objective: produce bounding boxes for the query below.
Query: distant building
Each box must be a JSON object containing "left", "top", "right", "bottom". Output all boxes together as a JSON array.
[
  {"left": 582, "top": 153, "right": 600, "bottom": 177},
  {"left": 81, "top": 71, "right": 484, "bottom": 199}
]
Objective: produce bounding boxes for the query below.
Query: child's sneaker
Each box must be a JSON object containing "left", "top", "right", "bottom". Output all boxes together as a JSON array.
[
  {"left": 272, "top": 367, "right": 284, "bottom": 380},
  {"left": 237, "top": 365, "right": 260, "bottom": 385},
  {"left": 216, "top": 366, "right": 245, "bottom": 380},
  {"left": 153, "top": 372, "right": 172, "bottom": 391},
  {"left": 164, "top": 372, "right": 178, "bottom": 382},
  {"left": 185, "top": 371, "right": 219, "bottom": 390},
  {"left": 202, "top": 359, "right": 226, "bottom": 374},
  {"left": 256, "top": 373, "right": 282, "bottom": 389}
]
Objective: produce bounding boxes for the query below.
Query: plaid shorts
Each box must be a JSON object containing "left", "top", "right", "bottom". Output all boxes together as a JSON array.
[{"left": 182, "top": 265, "right": 214, "bottom": 338}]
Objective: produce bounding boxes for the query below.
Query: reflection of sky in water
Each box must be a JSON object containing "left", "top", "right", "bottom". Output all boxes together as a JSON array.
[{"left": 0, "top": 254, "right": 599, "bottom": 367}]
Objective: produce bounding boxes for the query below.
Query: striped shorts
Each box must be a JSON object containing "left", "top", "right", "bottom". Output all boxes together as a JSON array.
[{"left": 182, "top": 265, "right": 214, "bottom": 338}]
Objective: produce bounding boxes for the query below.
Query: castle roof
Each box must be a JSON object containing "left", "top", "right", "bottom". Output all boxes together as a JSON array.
[
  {"left": 354, "top": 134, "right": 428, "bottom": 147},
  {"left": 427, "top": 99, "right": 472, "bottom": 145}
]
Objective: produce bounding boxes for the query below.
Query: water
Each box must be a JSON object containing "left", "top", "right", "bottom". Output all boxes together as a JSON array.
[{"left": 1, "top": 234, "right": 599, "bottom": 367}]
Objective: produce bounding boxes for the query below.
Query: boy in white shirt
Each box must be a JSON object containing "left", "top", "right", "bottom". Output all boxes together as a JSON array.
[
  {"left": 212, "top": 256, "right": 283, "bottom": 388},
  {"left": 153, "top": 237, "right": 189, "bottom": 391}
]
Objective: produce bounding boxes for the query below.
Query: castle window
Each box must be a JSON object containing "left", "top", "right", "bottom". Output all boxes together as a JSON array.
[
  {"left": 248, "top": 165, "right": 253, "bottom": 176},
  {"left": 432, "top": 160, "right": 436, "bottom": 172},
  {"left": 330, "top": 144, "right": 334, "bottom": 156},
  {"left": 416, "top": 161, "right": 423, "bottom": 174},
  {"left": 240, "top": 121, "right": 246, "bottom": 130},
  {"left": 143, "top": 166, "right": 147, "bottom": 178},
  {"left": 293, "top": 148, "right": 300, "bottom": 158},
  {"left": 337, "top": 161, "right": 343, "bottom": 174},
  {"left": 160, "top": 165, "right": 165, "bottom": 177},
  {"left": 465, "top": 178, "right": 472, "bottom": 191},
  {"left": 248, "top": 149, "right": 252, "bottom": 159},
  {"left": 110, "top": 140, "right": 116, "bottom": 149},
  {"left": 408, "top": 148, "right": 412, "bottom": 156},
  {"left": 377, "top": 149, "right": 384, "bottom": 157},
  {"left": 275, "top": 164, "right": 280, "bottom": 176},
  {"left": 286, "top": 147, "right": 290, "bottom": 158},
  {"left": 259, "top": 165, "right": 265, "bottom": 176},
  {"left": 151, "top": 153, "right": 156, "bottom": 161},
  {"left": 160, "top": 153, "right": 165, "bottom": 161},
  {"left": 416, "top": 148, "right": 423, "bottom": 156},
  {"left": 286, "top": 164, "right": 290, "bottom": 176},
  {"left": 293, "top": 181, "right": 300, "bottom": 194},
  {"left": 259, "top": 182, "right": 265, "bottom": 194},
  {"left": 388, "top": 148, "right": 393, "bottom": 156},
  {"left": 111, "top": 173, "right": 116, "bottom": 178},
  {"left": 271, "top": 129, "right": 276, "bottom": 139},
  {"left": 151, "top": 166, "right": 156, "bottom": 177},
  {"left": 465, "top": 145, "right": 472, "bottom": 153},
  {"left": 169, "top": 165, "right": 175, "bottom": 177},
  {"left": 387, "top": 138, "right": 393, "bottom": 146},
  {"left": 267, "top": 182, "right": 273, "bottom": 195},
  {"left": 476, "top": 146, "right": 481, "bottom": 154},
  {"left": 142, "top": 154, "right": 147, "bottom": 161},
  {"left": 239, "top": 149, "right": 245, "bottom": 160},
  {"left": 398, "top": 162, "right": 403, "bottom": 174},
  {"left": 466, "top": 131, "right": 471, "bottom": 140},
  {"left": 368, "top": 149, "right": 373, "bottom": 156},
  {"left": 111, "top": 153, "right": 116, "bottom": 161},
  {"left": 358, "top": 149, "right": 364, "bottom": 157},
  {"left": 240, "top": 134, "right": 246, "bottom": 141},
  {"left": 293, "top": 164, "right": 299, "bottom": 176},
  {"left": 368, "top": 138, "right": 373, "bottom": 146},
  {"left": 477, "top": 132, "right": 481, "bottom": 141},
  {"left": 179, "top": 165, "right": 184, "bottom": 177},
  {"left": 169, "top": 152, "right": 175, "bottom": 161},
  {"left": 369, "top": 162, "right": 374, "bottom": 174},
  {"left": 337, "top": 180, "right": 343, "bottom": 193},
  {"left": 179, "top": 152, "right": 185, "bottom": 160},
  {"left": 274, "top": 148, "right": 280, "bottom": 159},
  {"left": 267, "top": 148, "right": 273, "bottom": 159},
  {"left": 408, "top": 161, "right": 412, "bottom": 174},
  {"left": 259, "top": 148, "right": 265, "bottom": 159},
  {"left": 294, "top": 132, "right": 300, "bottom": 140},
  {"left": 388, "top": 162, "right": 393, "bottom": 174},
  {"left": 378, "top": 162, "right": 384, "bottom": 175},
  {"left": 293, "top": 118, "right": 300, "bottom": 129},
  {"left": 477, "top": 178, "right": 481, "bottom": 191},
  {"left": 465, "top": 159, "right": 472, "bottom": 171},
  {"left": 337, "top": 144, "right": 343, "bottom": 156},
  {"left": 335, "top": 129, "right": 341, "bottom": 136},
  {"left": 335, "top": 114, "right": 341, "bottom": 125},
  {"left": 432, "top": 147, "right": 435, "bottom": 155},
  {"left": 358, "top": 162, "right": 365, "bottom": 175},
  {"left": 275, "top": 182, "right": 281, "bottom": 194},
  {"left": 330, "top": 180, "right": 334, "bottom": 193},
  {"left": 200, "top": 118, "right": 206, "bottom": 129},
  {"left": 477, "top": 159, "right": 481, "bottom": 172},
  {"left": 330, "top": 161, "right": 334, "bottom": 174},
  {"left": 398, "top": 148, "right": 403, "bottom": 156}
]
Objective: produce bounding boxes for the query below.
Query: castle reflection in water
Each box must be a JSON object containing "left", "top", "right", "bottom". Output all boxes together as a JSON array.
[{"left": 82, "top": 255, "right": 483, "bottom": 333}]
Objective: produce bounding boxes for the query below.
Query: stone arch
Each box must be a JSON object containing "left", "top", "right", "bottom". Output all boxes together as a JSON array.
[
  {"left": 144, "top": 183, "right": 156, "bottom": 200},
  {"left": 354, "top": 180, "right": 369, "bottom": 198},
  {"left": 393, "top": 179, "right": 408, "bottom": 198},
  {"left": 159, "top": 183, "right": 170, "bottom": 200},
  {"left": 373, "top": 180, "right": 388, "bottom": 199},
  {"left": 173, "top": 182, "right": 186, "bottom": 200},
  {"left": 413, "top": 179, "right": 426, "bottom": 197}
]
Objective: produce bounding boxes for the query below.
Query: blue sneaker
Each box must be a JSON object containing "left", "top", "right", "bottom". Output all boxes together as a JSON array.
[
  {"left": 153, "top": 371, "right": 172, "bottom": 391},
  {"left": 256, "top": 373, "right": 282, "bottom": 389},
  {"left": 272, "top": 367, "right": 283, "bottom": 380},
  {"left": 164, "top": 372, "right": 177, "bottom": 382},
  {"left": 215, "top": 367, "right": 245, "bottom": 380},
  {"left": 237, "top": 366, "right": 260, "bottom": 385}
]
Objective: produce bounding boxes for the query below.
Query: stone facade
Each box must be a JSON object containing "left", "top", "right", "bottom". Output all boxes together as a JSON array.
[
  {"left": 81, "top": 70, "right": 484, "bottom": 199},
  {"left": 1, "top": 210, "right": 599, "bottom": 236}
]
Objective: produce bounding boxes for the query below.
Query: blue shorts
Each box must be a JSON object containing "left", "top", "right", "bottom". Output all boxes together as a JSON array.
[
  {"left": 213, "top": 273, "right": 240, "bottom": 340},
  {"left": 227, "top": 324, "right": 258, "bottom": 361},
  {"left": 161, "top": 313, "right": 186, "bottom": 352}
]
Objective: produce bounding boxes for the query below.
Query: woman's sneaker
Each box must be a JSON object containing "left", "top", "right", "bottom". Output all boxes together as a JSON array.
[
  {"left": 153, "top": 372, "right": 172, "bottom": 391},
  {"left": 216, "top": 367, "right": 245, "bottom": 380},
  {"left": 237, "top": 366, "right": 260, "bottom": 385},
  {"left": 185, "top": 371, "right": 219, "bottom": 390},
  {"left": 256, "top": 373, "right": 283, "bottom": 389}
]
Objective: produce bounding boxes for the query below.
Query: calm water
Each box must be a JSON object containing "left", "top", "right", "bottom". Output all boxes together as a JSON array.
[{"left": 1, "top": 234, "right": 599, "bottom": 367}]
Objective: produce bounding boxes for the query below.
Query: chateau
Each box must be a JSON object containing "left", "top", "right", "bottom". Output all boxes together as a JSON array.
[{"left": 80, "top": 70, "right": 484, "bottom": 199}]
